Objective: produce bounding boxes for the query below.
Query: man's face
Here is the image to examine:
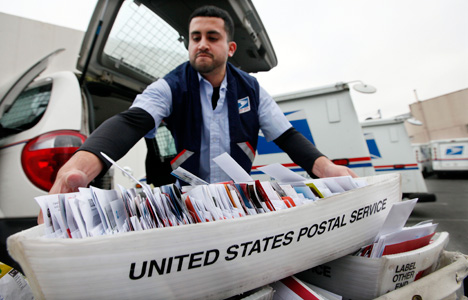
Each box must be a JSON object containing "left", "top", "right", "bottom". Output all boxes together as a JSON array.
[{"left": 188, "top": 16, "right": 236, "bottom": 75}]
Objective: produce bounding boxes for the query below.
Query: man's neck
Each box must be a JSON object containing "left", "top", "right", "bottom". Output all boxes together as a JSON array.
[{"left": 200, "top": 67, "right": 226, "bottom": 88}]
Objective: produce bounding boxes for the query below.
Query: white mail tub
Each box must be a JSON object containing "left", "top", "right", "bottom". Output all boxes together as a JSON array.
[{"left": 8, "top": 173, "right": 401, "bottom": 300}]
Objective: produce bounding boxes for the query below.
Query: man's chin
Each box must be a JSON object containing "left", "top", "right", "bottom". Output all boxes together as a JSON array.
[{"left": 192, "top": 63, "right": 215, "bottom": 74}]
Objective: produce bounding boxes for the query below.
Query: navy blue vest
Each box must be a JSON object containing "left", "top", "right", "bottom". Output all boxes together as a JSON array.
[{"left": 164, "top": 62, "right": 260, "bottom": 178}]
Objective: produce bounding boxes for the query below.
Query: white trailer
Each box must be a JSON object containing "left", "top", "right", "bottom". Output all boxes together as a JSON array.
[
  {"left": 252, "top": 82, "right": 375, "bottom": 180},
  {"left": 361, "top": 118, "right": 436, "bottom": 202},
  {"left": 429, "top": 137, "right": 468, "bottom": 175}
]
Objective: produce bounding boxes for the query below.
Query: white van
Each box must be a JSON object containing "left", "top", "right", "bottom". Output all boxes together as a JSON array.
[
  {"left": 0, "top": 0, "right": 276, "bottom": 268},
  {"left": 252, "top": 82, "right": 375, "bottom": 180},
  {"left": 429, "top": 138, "right": 468, "bottom": 175},
  {"left": 411, "top": 142, "right": 433, "bottom": 177},
  {"left": 361, "top": 118, "right": 435, "bottom": 202}
]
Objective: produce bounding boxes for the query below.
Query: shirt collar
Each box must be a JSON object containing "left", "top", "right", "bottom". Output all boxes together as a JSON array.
[{"left": 197, "top": 72, "right": 228, "bottom": 90}]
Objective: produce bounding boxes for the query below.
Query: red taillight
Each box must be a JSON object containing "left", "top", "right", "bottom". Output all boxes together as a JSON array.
[
  {"left": 332, "top": 158, "right": 350, "bottom": 166},
  {"left": 21, "top": 131, "right": 87, "bottom": 191}
]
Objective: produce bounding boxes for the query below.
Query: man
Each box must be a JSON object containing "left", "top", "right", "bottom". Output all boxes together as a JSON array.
[{"left": 39, "top": 5, "right": 356, "bottom": 223}]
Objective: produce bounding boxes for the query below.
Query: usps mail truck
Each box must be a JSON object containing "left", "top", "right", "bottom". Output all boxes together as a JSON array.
[
  {"left": 252, "top": 82, "right": 375, "bottom": 180},
  {"left": 361, "top": 118, "right": 436, "bottom": 202},
  {"left": 429, "top": 138, "right": 468, "bottom": 176},
  {"left": 412, "top": 142, "right": 433, "bottom": 177}
]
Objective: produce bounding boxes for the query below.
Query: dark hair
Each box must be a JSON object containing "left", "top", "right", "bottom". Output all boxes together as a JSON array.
[{"left": 189, "top": 5, "right": 235, "bottom": 41}]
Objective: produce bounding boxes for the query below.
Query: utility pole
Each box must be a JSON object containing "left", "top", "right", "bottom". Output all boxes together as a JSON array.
[{"left": 414, "top": 89, "right": 430, "bottom": 142}]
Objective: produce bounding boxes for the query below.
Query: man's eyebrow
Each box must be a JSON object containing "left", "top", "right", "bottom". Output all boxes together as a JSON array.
[
  {"left": 190, "top": 30, "right": 222, "bottom": 36},
  {"left": 207, "top": 30, "right": 221, "bottom": 35}
]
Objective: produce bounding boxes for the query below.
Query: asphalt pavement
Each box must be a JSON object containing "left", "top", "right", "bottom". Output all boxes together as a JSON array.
[{"left": 407, "top": 173, "right": 468, "bottom": 254}]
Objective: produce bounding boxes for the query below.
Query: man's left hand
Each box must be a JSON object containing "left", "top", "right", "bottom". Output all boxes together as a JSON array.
[{"left": 312, "top": 156, "right": 358, "bottom": 178}]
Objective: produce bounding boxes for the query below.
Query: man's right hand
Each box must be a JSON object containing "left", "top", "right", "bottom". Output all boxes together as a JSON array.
[{"left": 37, "top": 151, "right": 104, "bottom": 224}]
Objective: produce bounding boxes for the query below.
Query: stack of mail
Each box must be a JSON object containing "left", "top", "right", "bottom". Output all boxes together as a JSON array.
[
  {"left": 297, "top": 199, "right": 447, "bottom": 300},
  {"left": 34, "top": 154, "right": 369, "bottom": 239},
  {"left": 355, "top": 199, "right": 438, "bottom": 258}
]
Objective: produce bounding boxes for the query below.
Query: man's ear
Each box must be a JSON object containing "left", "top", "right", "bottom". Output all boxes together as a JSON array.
[{"left": 228, "top": 41, "right": 237, "bottom": 57}]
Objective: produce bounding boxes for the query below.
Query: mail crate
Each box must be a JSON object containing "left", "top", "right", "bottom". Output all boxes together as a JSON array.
[
  {"left": 298, "top": 231, "right": 450, "bottom": 299},
  {"left": 8, "top": 173, "right": 401, "bottom": 300}
]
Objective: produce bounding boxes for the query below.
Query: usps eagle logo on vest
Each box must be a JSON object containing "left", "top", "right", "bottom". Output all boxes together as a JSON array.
[{"left": 238, "top": 97, "right": 250, "bottom": 114}]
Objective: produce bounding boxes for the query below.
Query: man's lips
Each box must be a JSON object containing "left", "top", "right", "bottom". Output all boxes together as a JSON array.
[{"left": 196, "top": 52, "right": 213, "bottom": 59}]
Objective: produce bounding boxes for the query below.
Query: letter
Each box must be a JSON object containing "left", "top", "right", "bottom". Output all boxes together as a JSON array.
[
  {"left": 396, "top": 281, "right": 409, "bottom": 289},
  {"left": 240, "top": 241, "right": 253, "bottom": 257},
  {"left": 368, "top": 202, "right": 376, "bottom": 216},
  {"left": 204, "top": 249, "right": 219, "bottom": 266},
  {"left": 340, "top": 214, "right": 347, "bottom": 227},
  {"left": 148, "top": 259, "right": 166, "bottom": 276},
  {"left": 166, "top": 257, "right": 173, "bottom": 274},
  {"left": 188, "top": 251, "right": 204, "bottom": 269},
  {"left": 297, "top": 227, "right": 308, "bottom": 242},
  {"left": 262, "top": 236, "right": 274, "bottom": 250},
  {"left": 381, "top": 198, "right": 387, "bottom": 211},
  {"left": 225, "top": 244, "right": 239, "bottom": 261},
  {"left": 174, "top": 254, "right": 189, "bottom": 272},
  {"left": 357, "top": 207, "right": 364, "bottom": 221},
  {"left": 129, "top": 261, "right": 147, "bottom": 280},
  {"left": 317, "top": 221, "right": 327, "bottom": 235},
  {"left": 248, "top": 240, "right": 262, "bottom": 255},
  {"left": 331, "top": 216, "right": 341, "bottom": 231},
  {"left": 327, "top": 217, "right": 336, "bottom": 231},
  {"left": 405, "top": 271, "right": 415, "bottom": 280},
  {"left": 272, "top": 233, "right": 284, "bottom": 249},
  {"left": 307, "top": 224, "right": 318, "bottom": 238},
  {"left": 312, "top": 265, "right": 331, "bottom": 278},
  {"left": 396, "top": 264, "right": 402, "bottom": 273},
  {"left": 350, "top": 210, "right": 357, "bottom": 223},
  {"left": 375, "top": 201, "right": 382, "bottom": 212},
  {"left": 283, "top": 231, "right": 294, "bottom": 246},
  {"left": 363, "top": 205, "right": 370, "bottom": 218}
]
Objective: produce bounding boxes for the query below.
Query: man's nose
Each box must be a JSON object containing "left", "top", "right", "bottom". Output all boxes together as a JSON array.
[{"left": 198, "top": 36, "right": 209, "bottom": 50}]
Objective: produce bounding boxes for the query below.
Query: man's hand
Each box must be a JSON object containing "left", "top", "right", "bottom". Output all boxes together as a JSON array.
[
  {"left": 312, "top": 156, "right": 358, "bottom": 178},
  {"left": 37, "top": 151, "right": 104, "bottom": 224}
]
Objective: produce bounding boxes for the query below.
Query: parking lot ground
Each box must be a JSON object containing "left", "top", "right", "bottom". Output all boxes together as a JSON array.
[{"left": 407, "top": 172, "right": 468, "bottom": 254}]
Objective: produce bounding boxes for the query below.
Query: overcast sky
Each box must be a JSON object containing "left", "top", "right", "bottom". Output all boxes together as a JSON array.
[{"left": 1, "top": 0, "right": 467, "bottom": 120}]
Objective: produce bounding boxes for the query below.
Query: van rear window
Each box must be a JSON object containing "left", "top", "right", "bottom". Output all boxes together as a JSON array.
[{"left": 103, "top": 0, "right": 188, "bottom": 81}]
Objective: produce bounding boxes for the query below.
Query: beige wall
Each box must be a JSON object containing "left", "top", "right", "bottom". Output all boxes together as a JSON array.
[
  {"left": 0, "top": 13, "right": 84, "bottom": 86},
  {"left": 405, "top": 88, "right": 468, "bottom": 143}
]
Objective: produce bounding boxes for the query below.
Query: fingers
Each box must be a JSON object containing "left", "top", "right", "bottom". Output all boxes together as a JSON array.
[
  {"left": 66, "top": 171, "right": 89, "bottom": 191},
  {"left": 49, "top": 170, "right": 89, "bottom": 194},
  {"left": 324, "top": 164, "right": 359, "bottom": 178},
  {"left": 347, "top": 168, "right": 359, "bottom": 178},
  {"left": 37, "top": 209, "right": 44, "bottom": 224}
]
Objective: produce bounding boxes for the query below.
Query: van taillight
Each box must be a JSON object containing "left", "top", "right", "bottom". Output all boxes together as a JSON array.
[
  {"left": 21, "top": 131, "right": 86, "bottom": 191},
  {"left": 332, "top": 158, "right": 349, "bottom": 166}
]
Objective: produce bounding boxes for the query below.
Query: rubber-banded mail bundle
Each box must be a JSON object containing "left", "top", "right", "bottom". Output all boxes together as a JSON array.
[{"left": 8, "top": 173, "right": 401, "bottom": 300}]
